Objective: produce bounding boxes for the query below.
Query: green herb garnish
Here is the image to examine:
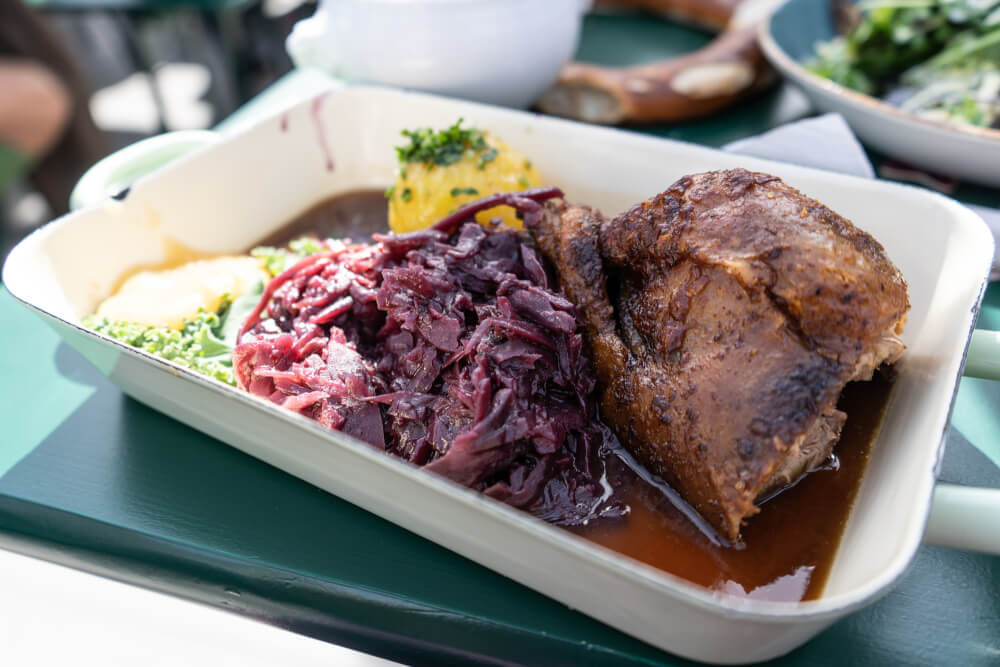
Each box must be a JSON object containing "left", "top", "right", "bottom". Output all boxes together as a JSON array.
[
  {"left": 450, "top": 187, "right": 479, "bottom": 197},
  {"left": 395, "top": 119, "right": 496, "bottom": 168},
  {"left": 251, "top": 237, "right": 327, "bottom": 277},
  {"left": 476, "top": 148, "right": 498, "bottom": 169},
  {"left": 401, "top": 187, "right": 413, "bottom": 203}
]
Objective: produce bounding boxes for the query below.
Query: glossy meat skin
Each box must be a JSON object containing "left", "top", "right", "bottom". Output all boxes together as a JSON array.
[{"left": 527, "top": 169, "right": 909, "bottom": 542}]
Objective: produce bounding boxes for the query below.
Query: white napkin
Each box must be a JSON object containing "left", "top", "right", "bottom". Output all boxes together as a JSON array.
[{"left": 723, "top": 113, "right": 1000, "bottom": 280}]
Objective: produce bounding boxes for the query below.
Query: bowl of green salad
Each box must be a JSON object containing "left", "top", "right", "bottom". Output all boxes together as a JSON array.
[{"left": 758, "top": 0, "right": 1000, "bottom": 186}]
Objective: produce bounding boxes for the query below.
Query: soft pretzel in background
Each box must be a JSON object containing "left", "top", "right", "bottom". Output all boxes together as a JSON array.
[{"left": 537, "top": 0, "right": 781, "bottom": 125}]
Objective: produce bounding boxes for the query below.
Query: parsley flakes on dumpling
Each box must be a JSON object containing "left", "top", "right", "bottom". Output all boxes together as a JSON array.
[{"left": 386, "top": 119, "right": 542, "bottom": 233}]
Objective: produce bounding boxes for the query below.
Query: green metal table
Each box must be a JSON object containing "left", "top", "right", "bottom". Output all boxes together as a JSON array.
[{"left": 2, "top": 14, "right": 999, "bottom": 666}]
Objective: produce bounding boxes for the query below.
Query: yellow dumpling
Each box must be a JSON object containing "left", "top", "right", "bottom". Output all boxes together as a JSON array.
[{"left": 387, "top": 122, "right": 541, "bottom": 233}]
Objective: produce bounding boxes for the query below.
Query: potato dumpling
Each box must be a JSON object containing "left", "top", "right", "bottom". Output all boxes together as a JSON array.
[{"left": 387, "top": 120, "right": 541, "bottom": 233}]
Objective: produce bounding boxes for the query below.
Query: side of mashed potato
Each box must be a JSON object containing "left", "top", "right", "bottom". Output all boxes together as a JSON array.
[{"left": 96, "top": 256, "right": 267, "bottom": 330}]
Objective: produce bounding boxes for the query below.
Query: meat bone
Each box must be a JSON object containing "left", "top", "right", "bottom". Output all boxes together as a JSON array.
[{"left": 537, "top": 0, "right": 783, "bottom": 125}]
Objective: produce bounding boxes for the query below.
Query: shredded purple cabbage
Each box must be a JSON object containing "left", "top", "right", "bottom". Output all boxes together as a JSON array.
[{"left": 234, "top": 189, "right": 623, "bottom": 525}]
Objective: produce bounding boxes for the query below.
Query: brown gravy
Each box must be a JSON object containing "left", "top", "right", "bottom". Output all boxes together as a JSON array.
[
  {"left": 572, "top": 372, "right": 894, "bottom": 602},
  {"left": 252, "top": 189, "right": 389, "bottom": 248},
  {"left": 268, "top": 189, "right": 895, "bottom": 603}
]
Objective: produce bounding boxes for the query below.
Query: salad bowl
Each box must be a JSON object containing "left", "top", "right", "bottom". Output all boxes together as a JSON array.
[
  {"left": 3, "top": 86, "right": 999, "bottom": 663},
  {"left": 759, "top": 0, "right": 1000, "bottom": 187}
]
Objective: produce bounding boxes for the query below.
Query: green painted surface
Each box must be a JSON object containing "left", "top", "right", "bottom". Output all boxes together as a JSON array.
[
  {"left": 952, "top": 377, "right": 1000, "bottom": 471},
  {"left": 0, "top": 10, "right": 998, "bottom": 666},
  {"left": 951, "top": 268, "right": 1000, "bottom": 469},
  {"left": 0, "top": 290, "right": 95, "bottom": 477},
  {"left": 977, "top": 282, "right": 1000, "bottom": 331},
  {"left": 576, "top": 13, "right": 714, "bottom": 67}
]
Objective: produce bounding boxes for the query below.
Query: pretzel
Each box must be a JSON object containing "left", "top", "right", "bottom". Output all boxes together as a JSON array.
[{"left": 537, "top": 0, "right": 780, "bottom": 125}]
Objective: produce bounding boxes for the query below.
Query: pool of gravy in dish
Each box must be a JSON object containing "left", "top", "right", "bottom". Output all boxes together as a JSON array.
[
  {"left": 253, "top": 189, "right": 390, "bottom": 247},
  {"left": 269, "top": 188, "right": 896, "bottom": 604},
  {"left": 572, "top": 372, "right": 894, "bottom": 602}
]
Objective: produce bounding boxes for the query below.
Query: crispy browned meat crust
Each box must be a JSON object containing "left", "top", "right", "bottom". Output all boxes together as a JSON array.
[{"left": 527, "top": 169, "right": 909, "bottom": 542}]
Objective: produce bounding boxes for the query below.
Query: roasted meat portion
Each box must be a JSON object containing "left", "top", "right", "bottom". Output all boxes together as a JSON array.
[{"left": 527, "top": 169, "right": 909, "bottom": 542}]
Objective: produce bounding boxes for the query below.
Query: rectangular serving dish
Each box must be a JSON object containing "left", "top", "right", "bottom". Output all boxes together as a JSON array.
[{"left": 3, "top": 86, "right": 993, "bottom": 664}]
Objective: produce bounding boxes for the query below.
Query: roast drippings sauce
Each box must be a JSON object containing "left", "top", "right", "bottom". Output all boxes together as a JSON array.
[
  {"left": 253, "top": 190, "right": 390, "bottom": 247},
  {"left": 573, "top": 373, "right": 893, "bottom": 601},
  {"left": 263, "top": 189, "right": 895, "bottom": 603}
]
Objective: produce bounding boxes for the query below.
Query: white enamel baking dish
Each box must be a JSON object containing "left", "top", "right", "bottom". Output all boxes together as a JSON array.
[{"left": 4, "top": 86, "right": 1000, "bottom": 664}]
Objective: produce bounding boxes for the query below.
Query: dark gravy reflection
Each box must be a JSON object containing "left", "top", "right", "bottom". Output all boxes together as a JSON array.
[{"left": 267, "top": 189, "right": 895, "bottom": 603}]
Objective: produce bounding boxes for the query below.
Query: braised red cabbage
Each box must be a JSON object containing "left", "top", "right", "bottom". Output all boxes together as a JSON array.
[{"left": 234, "top": 188, "right": 623, "bottom": 525}]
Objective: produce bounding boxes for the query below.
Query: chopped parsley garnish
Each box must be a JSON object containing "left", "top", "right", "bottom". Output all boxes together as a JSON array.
[
  {"left": 450, "top": 187, "right": 479, "bottom": 197},
  {"left": 396, "top": 118, "right": 497, "bottom": 168},
  {"left": 476, "top": 148, "right": 498, "bottom": 169},
  {"left": 384, "top": 184, "right": 396, "bottom": 200},
  {"left": 401, "top": 187, "right": 413, "bottom": 203}
]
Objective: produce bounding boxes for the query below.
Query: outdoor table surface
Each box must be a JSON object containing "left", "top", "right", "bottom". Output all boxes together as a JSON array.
[{"left": 2, "top": 13, "right": 999, "bottom": 666}]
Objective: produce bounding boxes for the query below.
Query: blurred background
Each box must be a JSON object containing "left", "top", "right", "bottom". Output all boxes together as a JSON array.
[{"left": 0, "top": 0, "right": 316, "bottom": 259}]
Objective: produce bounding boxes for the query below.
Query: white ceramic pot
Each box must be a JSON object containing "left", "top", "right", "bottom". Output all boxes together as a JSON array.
[{"left": 285, "top": 0, "right": 591, "bottom": 108}]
